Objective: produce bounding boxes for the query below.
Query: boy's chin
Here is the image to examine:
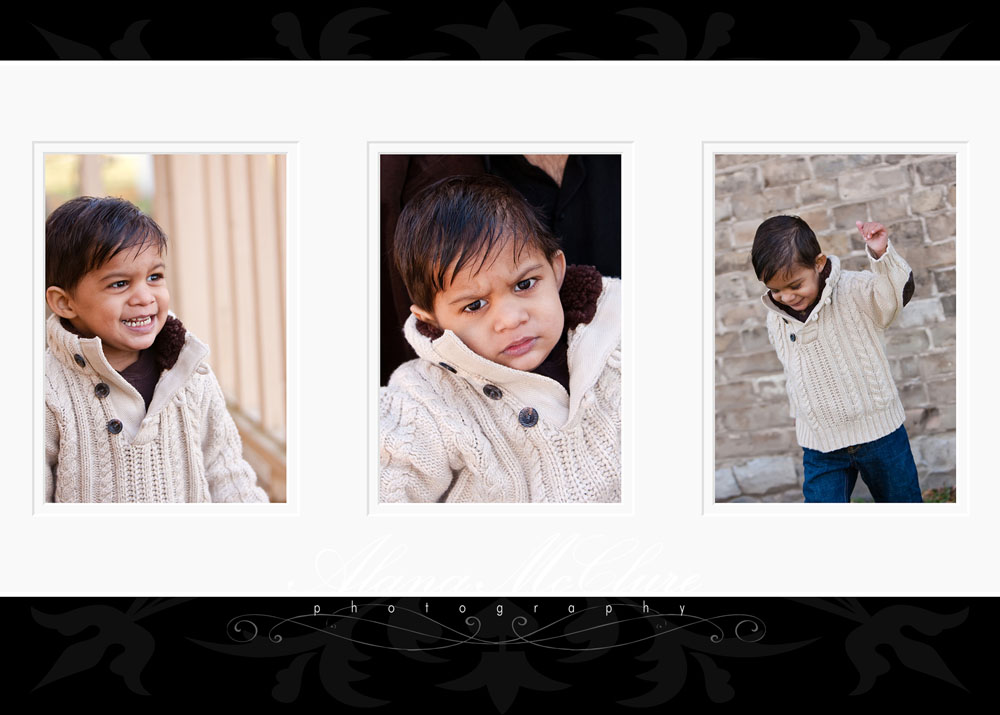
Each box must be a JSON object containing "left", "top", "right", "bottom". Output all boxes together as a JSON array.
[
  {"left": 501, "top": 360, "right": 541, "bottom": 372},
  {"left": 115, "top": 323, "right": 164, "bottom": 351}
]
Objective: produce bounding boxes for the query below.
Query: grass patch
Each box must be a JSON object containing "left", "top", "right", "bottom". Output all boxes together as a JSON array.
[
  {"left": 922, "top": 486, "right": 956, "bottom": 503},
  {"left": 849, "top": 486, "right": 956, "bottom": 503}
]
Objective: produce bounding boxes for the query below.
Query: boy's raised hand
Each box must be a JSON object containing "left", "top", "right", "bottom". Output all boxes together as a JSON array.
[{"left": 856, "top": 220, "right": 888, "bottom": 259}]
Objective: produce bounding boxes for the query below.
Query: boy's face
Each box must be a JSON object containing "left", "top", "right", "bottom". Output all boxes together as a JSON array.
[
  {"left": 47, "top": 244, "right": 170, "bottom": 371},
  {"left": 764, "top": 254, "right": 827, "bottom": 312},
  {"left": 412, "top": 240, "right": 567, "bottom": 371}
]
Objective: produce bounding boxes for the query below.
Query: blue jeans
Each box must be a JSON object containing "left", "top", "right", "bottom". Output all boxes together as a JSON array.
[{"left": 802, "top": 424, "right": 923, "bottom": 503}]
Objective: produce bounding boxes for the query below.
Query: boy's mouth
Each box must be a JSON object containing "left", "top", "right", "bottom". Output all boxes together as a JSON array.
[
  {"left": 122, "top": 316, "right": 154, "bottom": 328},
  {"left": 502, "top": 336, "right": 537, "bottom": 357}
]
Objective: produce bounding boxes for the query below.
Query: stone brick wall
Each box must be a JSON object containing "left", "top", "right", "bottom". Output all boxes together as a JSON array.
[{"left": 714, "top": 154, "right": 957, "bottom": 502}]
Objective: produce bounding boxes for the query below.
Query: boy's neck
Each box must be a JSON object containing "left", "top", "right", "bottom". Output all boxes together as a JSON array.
[
  {"left": 106, "top": 350, "right": 141, "bottom": 372},
  {"left": 530, "top": 327, "right": 570, "bottom": 392}
]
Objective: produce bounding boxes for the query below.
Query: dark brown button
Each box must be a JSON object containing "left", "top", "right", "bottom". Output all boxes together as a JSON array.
[
  {"left": 439, "top": 362, "right": 457, "bottom": 373},
  {"left": 483, "top": 384, "right": 502, "bottom": 400},
  {"left": 107, "top": 419, "right": 123, "bottom": 435},
  {"left": 74, "top": 354, "right": 86, "bottom": 368},
  {"left": 790, "top": 334, "right": 796, "bottom": 342},
  {"left": 518, "top": 407, "right": 539, "bottom": 428},
  {"left": 94, "top": 382, "right": 110, "bottom": 398}
]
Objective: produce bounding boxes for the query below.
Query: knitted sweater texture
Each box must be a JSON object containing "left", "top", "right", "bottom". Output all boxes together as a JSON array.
[
  {"left": 380, "top": 269, "right": 621, "bottom": 503},
  {"left": 44, "top": 313, "right": 268, "bottom": 503},
  {"left": 763, "top": 242, "right": 913, "bottom": 453}
]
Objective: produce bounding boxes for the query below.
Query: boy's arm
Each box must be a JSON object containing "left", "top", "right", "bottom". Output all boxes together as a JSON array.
[
  {"left": 854, "top": 221, "right": 915, "bottom": 329},
  {"left": 200, "top": 367, "right": 269, "bottom": 503},
  {"left": 766, "top": 311, "right": 786, "bottom": 363},
  {"left": 379, "top": 386, "right": 455, "bottom": 503},
  {"left": 44, "top": 403, "right": 59, "bottom": 503},
  {"left": 765, "top": 312, "right": 795, "bottom": 419}
]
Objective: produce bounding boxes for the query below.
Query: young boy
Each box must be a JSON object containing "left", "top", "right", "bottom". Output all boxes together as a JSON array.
[
  {"left": 44, "top": 196, "right": 268, "bottom": 503},
  {"left": 380, "top": 175, "right": 621, "bottom": 502},
  {"left": 751, "top": 215, "right": 922, "bottom": 503}
]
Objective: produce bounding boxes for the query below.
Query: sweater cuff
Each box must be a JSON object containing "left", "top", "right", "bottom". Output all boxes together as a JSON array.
[{"left": 868, "top": 240, "right": 911, "bottom": 280}]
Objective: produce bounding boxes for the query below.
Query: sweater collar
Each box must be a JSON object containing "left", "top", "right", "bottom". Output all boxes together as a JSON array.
[
  {"left": 48, "top": 312, "right": 191, "bottom": 373},
  {"left": 760, "top": 254, "right": 841, "bottom": 324},
  {"left": 47, "top": 312, "right": 210, "bottom": 440}
]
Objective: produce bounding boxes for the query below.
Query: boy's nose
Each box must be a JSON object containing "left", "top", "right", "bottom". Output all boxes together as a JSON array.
[
  {"left": 493, "top": 301, "right": 528, "bottom": 332},
  {"left": 130, "top": 286, "right": 156, "bottom": 305}
]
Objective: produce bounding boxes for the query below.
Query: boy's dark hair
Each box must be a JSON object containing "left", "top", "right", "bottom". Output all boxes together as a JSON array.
[
  {"left": 393, "top": 174, "right": 561, "bottom": 312},
  {"left": 751, "top": 215, "right": 822, "bottom": 284},
  {"left": 46, "top": 196, "right": 168, "bottom": 291}
]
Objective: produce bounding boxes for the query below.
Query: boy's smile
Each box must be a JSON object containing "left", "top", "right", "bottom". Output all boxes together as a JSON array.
[
  {"left": 412, "top": 241, "right": 566, "bottom": 371},
  {"left": 50, "top": 245, "right": 170, "bottom": 371},
  {"left": 765, "top": 254, "right": 827, "bottom": 312}
]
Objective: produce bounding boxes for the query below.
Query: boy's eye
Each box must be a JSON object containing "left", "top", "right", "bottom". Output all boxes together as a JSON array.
[
  {"left": 148, "top": 273, "right": 164, "bottom": 282},
  {"left": 109, "top": 280, "right": 128, "bottom": 289},
  {"left": 463, "top": 299, "right": 487, "bottom": 313},
  {"left": 515, "top": 278, "right": 538, "bottom": 291}
]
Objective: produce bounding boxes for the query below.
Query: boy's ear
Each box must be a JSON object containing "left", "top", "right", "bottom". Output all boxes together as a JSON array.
[
  {"left": 46, "top": 287, "right": 78, "bottom": 319},
  {"left": 410, "top": 304, "right": 438, "bottom": 327},
  {"left": 552, "top": 250, "right": 567, "bottom": 289},
  {"left": 815, "top": 253, "right": 827, "bottom": 271}
]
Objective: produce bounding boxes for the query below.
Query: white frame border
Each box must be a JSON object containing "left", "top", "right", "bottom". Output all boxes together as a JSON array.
[
  {"left": 368, "top": 141, "right": 634, "bottom": 516},
  {"left": 703, "top": 141, "right": 968, "bottom": 516},
  {"left": 34, "top": 141, "right": 300, "bottom": 515}
]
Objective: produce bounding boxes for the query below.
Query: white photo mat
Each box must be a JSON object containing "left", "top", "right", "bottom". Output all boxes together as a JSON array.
[
  {"left": 33, "top": 142, "right": 299, "bottom": 517},
  {"left": 704, "top": 141, "right": 966, "bottom": 516},
  {"left": 369, "top": 141, "right": 633, "bottom": 517}
]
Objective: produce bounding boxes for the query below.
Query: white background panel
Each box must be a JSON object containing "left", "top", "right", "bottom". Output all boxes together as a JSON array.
[{"left": 1, "top": 62, "right": 994, "bottom": 594}]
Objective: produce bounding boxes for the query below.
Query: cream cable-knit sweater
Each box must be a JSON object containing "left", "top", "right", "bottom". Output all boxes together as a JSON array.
[
  {"left": 44, "top": 313, "right": 268, "bottom": 503},
  {"left": 762, "top": 241, "right": 913, "bottom": 453},
  {"left": 380, "top": 273, "right": 621, "bottom": 503}
]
